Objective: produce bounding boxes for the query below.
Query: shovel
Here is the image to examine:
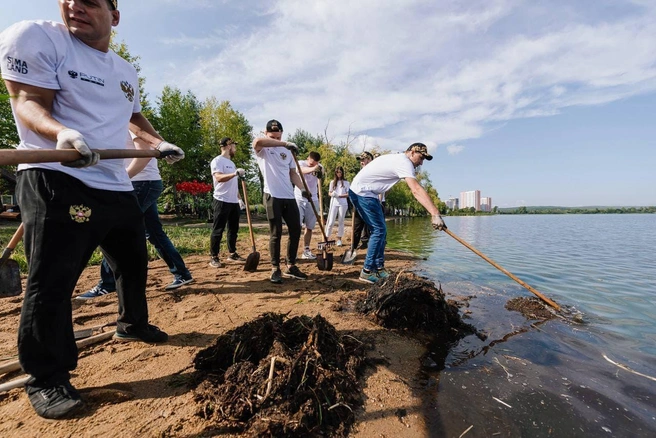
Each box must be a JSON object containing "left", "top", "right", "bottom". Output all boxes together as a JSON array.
[
  {"left": 340, "top": 209, "right": 357, "bottom": 264},
  {"left": 0, "top": 148, "right": 177, "bottom": 166},
  {"left": 291, "top": 152, "right": 334, "bottom": 271},
  {"left": 0, "top": 223, "right": 24, "bottom": 298},
  {"left": 241, "top": 179, "right": 260, "bottom": 272}
]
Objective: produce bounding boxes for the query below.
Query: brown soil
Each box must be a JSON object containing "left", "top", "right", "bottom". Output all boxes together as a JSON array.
[{"left": 0, "top": 224, "right": 458, "bottom": 437}]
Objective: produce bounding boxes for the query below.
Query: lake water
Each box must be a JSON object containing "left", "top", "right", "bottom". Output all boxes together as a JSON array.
[{"left": 385, "top": 214, "right": 656, "bottom": 437}]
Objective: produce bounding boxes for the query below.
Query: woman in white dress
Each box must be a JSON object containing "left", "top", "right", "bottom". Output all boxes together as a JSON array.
[{"left": 325, "top": 166, "right": 350, "bottom": 246}]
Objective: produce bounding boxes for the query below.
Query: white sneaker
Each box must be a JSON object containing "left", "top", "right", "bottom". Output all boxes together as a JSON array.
[
  {"left": 336, "top": 239, "right": 342, "bottom": 247},
  {"left": 301, "top": 249, "right": 316, "bottom": 260}
]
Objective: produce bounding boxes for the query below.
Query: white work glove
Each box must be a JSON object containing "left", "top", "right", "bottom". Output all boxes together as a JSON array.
[
  {"left": 331, "top": 191, "right": 338, "bottom": 198},
  {"left": 235, "top": 168, "right": 246, "bottom": 179},
  {"left": 238, "top": 199, "right": 246, "bottom": 210},
  {"left": 432, "top": 214, "right": 447, "bottom": 231},
  {"left": 56, "top": 129, "right": 99, "bottom": 168},
  {"left": 156, "top": 141, "right": 185, "bottom": 164},
  {"left": 284, "top": 142, "right": 299, "bottom": 154}
]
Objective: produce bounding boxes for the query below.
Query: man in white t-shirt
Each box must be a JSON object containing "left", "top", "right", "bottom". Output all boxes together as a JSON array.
[
  {"left": 349, "top": 143, "right": 446, "bottom": 284},
  {"left": 253, "top": 119, "right": 310, "bottom": 284},
  {"left": 209, "top": 137, "right": 246, "bottom": 267},
  {"left": 0, "top": 0, "right": 184, "bottom": 419},
  {"left": 295, "top": 151, "right": 324, "bottom": 260}
]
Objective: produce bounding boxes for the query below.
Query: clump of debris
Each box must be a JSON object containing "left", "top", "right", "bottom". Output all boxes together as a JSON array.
[
  {"left": 505, "top": 296, "right": 555, "bottom": 320},
  {"left": 193, "top": 313, "right": 370, "bottom": 437},
  {"left": 356, "top": 271, "right": 478, "bottom": 344}
]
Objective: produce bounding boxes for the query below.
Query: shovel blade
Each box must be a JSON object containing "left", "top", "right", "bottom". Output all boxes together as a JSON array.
[
  {"left": 317, "top": 252, "right": 333, "bottom": 271},
  {"left": 244, "top": 251, "right": 260, "bottom": 272},
  {"left": 0, "top": 259, "right": 21, "bottom": 298},
  {"left": 340, "top": 248, "right": 357, "bottom": 265}
]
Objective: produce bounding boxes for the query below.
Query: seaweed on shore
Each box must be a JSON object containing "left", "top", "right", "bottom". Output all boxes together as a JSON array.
[
  {"left": 356, "top": 270, "right": 477, "bottom": 342},
  {"left": 193, "top": 313, "right": 370, "bottom": 437},
  {"left": 505, "top": 296, "right": 555, "bottom": 320}
]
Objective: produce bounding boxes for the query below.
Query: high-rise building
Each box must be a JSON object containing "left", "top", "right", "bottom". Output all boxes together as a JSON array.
[
  {"left": 481, "top": 197, "right": 492, "bottom": 212},
  {"left": 446, "top": 197, "right": 459, "bottom": 210},
  {"left": 460, "top": 190, "right": 481, "bottom": 211}
]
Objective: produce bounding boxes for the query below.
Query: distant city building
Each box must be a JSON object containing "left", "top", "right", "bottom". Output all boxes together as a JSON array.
[
  {"left": 481, "top": 197, "right": 492, "bottom": 212},
  {"left": 460, "top": 190, "right": 481, "bottom": 211},
  {"left": 446, "top": 197, "right": 459, "bottom": 210}
]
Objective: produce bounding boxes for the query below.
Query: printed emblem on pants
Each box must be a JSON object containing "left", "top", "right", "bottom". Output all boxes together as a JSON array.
[{"left": 69, "top": 205, "right": 92, "bottom": 223}]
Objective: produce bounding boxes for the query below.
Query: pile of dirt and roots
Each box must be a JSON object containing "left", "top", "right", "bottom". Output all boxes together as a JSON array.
[
  {"left": 356, "top": 271, "right": 478, "bottom": 344},
  {"left": 192, "top": 313, "right": 370, "bottom": 437},
  {"left": 505, "top": 296, "right": 556, "bottom": 320}
]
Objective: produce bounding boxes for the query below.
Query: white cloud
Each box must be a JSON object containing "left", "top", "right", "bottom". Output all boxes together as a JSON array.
[
  {"left": 447, "top": 144, "right": 466, "bottom": 155},
  {"left": 154, "top": 0, "right": 656, "bottom": 152}
]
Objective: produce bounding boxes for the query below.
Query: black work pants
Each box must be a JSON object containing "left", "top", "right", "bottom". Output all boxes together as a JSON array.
[
  {"left": 264, "top": 194, "right": 301, "bottom": 268},
  {"left": 16, "top": 169, "right": 149, "bottom": 384},
  {"left": 210, "top": 199, "right": 240, "bottom": 257}
]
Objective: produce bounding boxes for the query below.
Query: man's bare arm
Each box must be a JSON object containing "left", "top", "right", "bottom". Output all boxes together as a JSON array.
[
  {"left": 405, "top": 177, "right": 440, "bottom": 216},
  {"left": 5, "top": 80, "right": 62, "bottom": 140}
]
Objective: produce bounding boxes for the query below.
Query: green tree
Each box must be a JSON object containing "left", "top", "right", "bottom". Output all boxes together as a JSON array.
[
  {"left": 199, "top": 98, "right": 255, "bottom": 204},
  {"left": 287, "top": 129, "right": 323, "bottom": 156},
  {"left": 0, "top": 80, "right": 19, "bottom": 151},
  {"left": 152, "top": 87, "right": 203, "bottom": 190}
]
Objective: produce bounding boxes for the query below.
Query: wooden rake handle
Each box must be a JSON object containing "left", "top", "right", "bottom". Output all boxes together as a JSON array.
[{"left": 444, "top": 228, "right": 561, "bottom": 311}]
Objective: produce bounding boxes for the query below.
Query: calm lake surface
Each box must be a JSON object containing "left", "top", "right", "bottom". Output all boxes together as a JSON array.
[{"left": 385, "top": 214, "right": 656, "bottom": 437}]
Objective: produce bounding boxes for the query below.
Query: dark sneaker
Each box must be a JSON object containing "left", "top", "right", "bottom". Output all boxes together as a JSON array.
[
  {"left": 113, "top": 324, "right": 168, "bottom": 343},
  {"left": 227, "top": 253, "right": 246, "bottom": 263},
  {"left": 270, "top": 268, "right": 282, "bottom": 284},
  {"left": 377, "top": 268, "right": 389, "bottom": 280},
  {"left": 358, "top": 241, "right": 368, "bottom": 250},
  {"left": 26, "top": 379, "right": 83, "bottom": 419},
  {"left": 208, "top": 257, "right": 222, "bottom": 268},
  {"left": 358, "top": 269, "right": 379, "bottom": 284},
  {"left": 75, "top": 285, "right": 115, "bottom": 300},
  {"left": 165, "top": 276, "right": 195, "bottom": 291},
  {"left": 283, "top": 265, "right": 308, "bottom": 280}
]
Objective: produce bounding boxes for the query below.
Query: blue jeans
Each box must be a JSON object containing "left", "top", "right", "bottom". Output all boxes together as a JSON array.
[
  {"left": 348, "top": 190, "right": 386, "bottom": 272},
  {"left": 99, "top": 180, "right": 191, "bottom": 290}
]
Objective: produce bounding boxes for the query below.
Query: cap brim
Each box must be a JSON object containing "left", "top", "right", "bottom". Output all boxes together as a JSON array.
[{"left": 424, "top": 154, "right": 433, "bottom": 161}]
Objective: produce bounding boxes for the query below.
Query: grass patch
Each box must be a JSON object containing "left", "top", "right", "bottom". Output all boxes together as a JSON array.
[{"left": 0, "top": 221, "right": 268, "bottom": 274}]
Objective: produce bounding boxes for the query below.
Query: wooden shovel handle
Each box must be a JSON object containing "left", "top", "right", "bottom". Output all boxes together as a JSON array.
[
  {"left": 240, "top": 179, "right": 257, "bottom": 251},
  {"left": 291, "top": 153, "right": 330, "bottom": 244},
  {"left": 0, "top": 148, "right": 171, "bottom": 166},
  {"left": 0, "top": 223, "right": 24, "bottom": 264},
  {"left": 444, "top": 228, "right": 560, "bottom": 311}
]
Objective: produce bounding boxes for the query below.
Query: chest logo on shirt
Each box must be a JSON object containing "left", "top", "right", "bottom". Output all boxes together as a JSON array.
[
  {"left": 67, "top": 70, "right": 105, "bottom": 86},
  {"left": 120, "top": 81, "right": 135, "bottom": 102},
  {"left": 280, "top": 152, "right": 288, "bottom": 160},
  {"left": 69, "top": 205, "right": 92, "bottom": 223},
  {"left": 6, "top": 57, "right": 28, "bottom": 74}
]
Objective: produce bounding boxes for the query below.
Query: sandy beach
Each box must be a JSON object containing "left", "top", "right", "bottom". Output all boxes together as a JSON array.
[{"left": 0, "top": 225, "right": 444, "bottom": 437}]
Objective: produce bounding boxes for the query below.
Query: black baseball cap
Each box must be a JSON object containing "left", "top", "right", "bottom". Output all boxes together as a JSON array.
[
  {"left": 109, "top": 0, "right": 118, "bottom": 10},
  {"left": 219, "top": 137, "right": 233, "bottom": 147},
  {"left": 266, "top": 119, "right": 283, "bottom": 132},
  {"left": 406, "top": 143, "right": 433, "bottom": 160}
]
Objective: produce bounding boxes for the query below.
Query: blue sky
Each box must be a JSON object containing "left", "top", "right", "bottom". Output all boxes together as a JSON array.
[{"left": 2, "top": 0, "right": 655, "bottom": 207}]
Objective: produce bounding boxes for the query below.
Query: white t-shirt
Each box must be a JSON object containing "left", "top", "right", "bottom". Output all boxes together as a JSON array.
[
  {"left": 210, "top": 155, "right": 239, "bottom": 203},
  {"left": 329, "top": 179, "right": 350, "bottom": 206},
  {"left": 350, "top": 153, "right": 416, "bottom": 198},
  {"left": 0, "top": 20, "right": 140, "bottom": 191},
  {"left": 124, "top": 133, "right": 160, "bottom": 182},
  {"left": 255, "top": 146, "right": 296, "bottom": 199},
  {"left": 294, "top": 160, "right": 320, "bottom": 201}
]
